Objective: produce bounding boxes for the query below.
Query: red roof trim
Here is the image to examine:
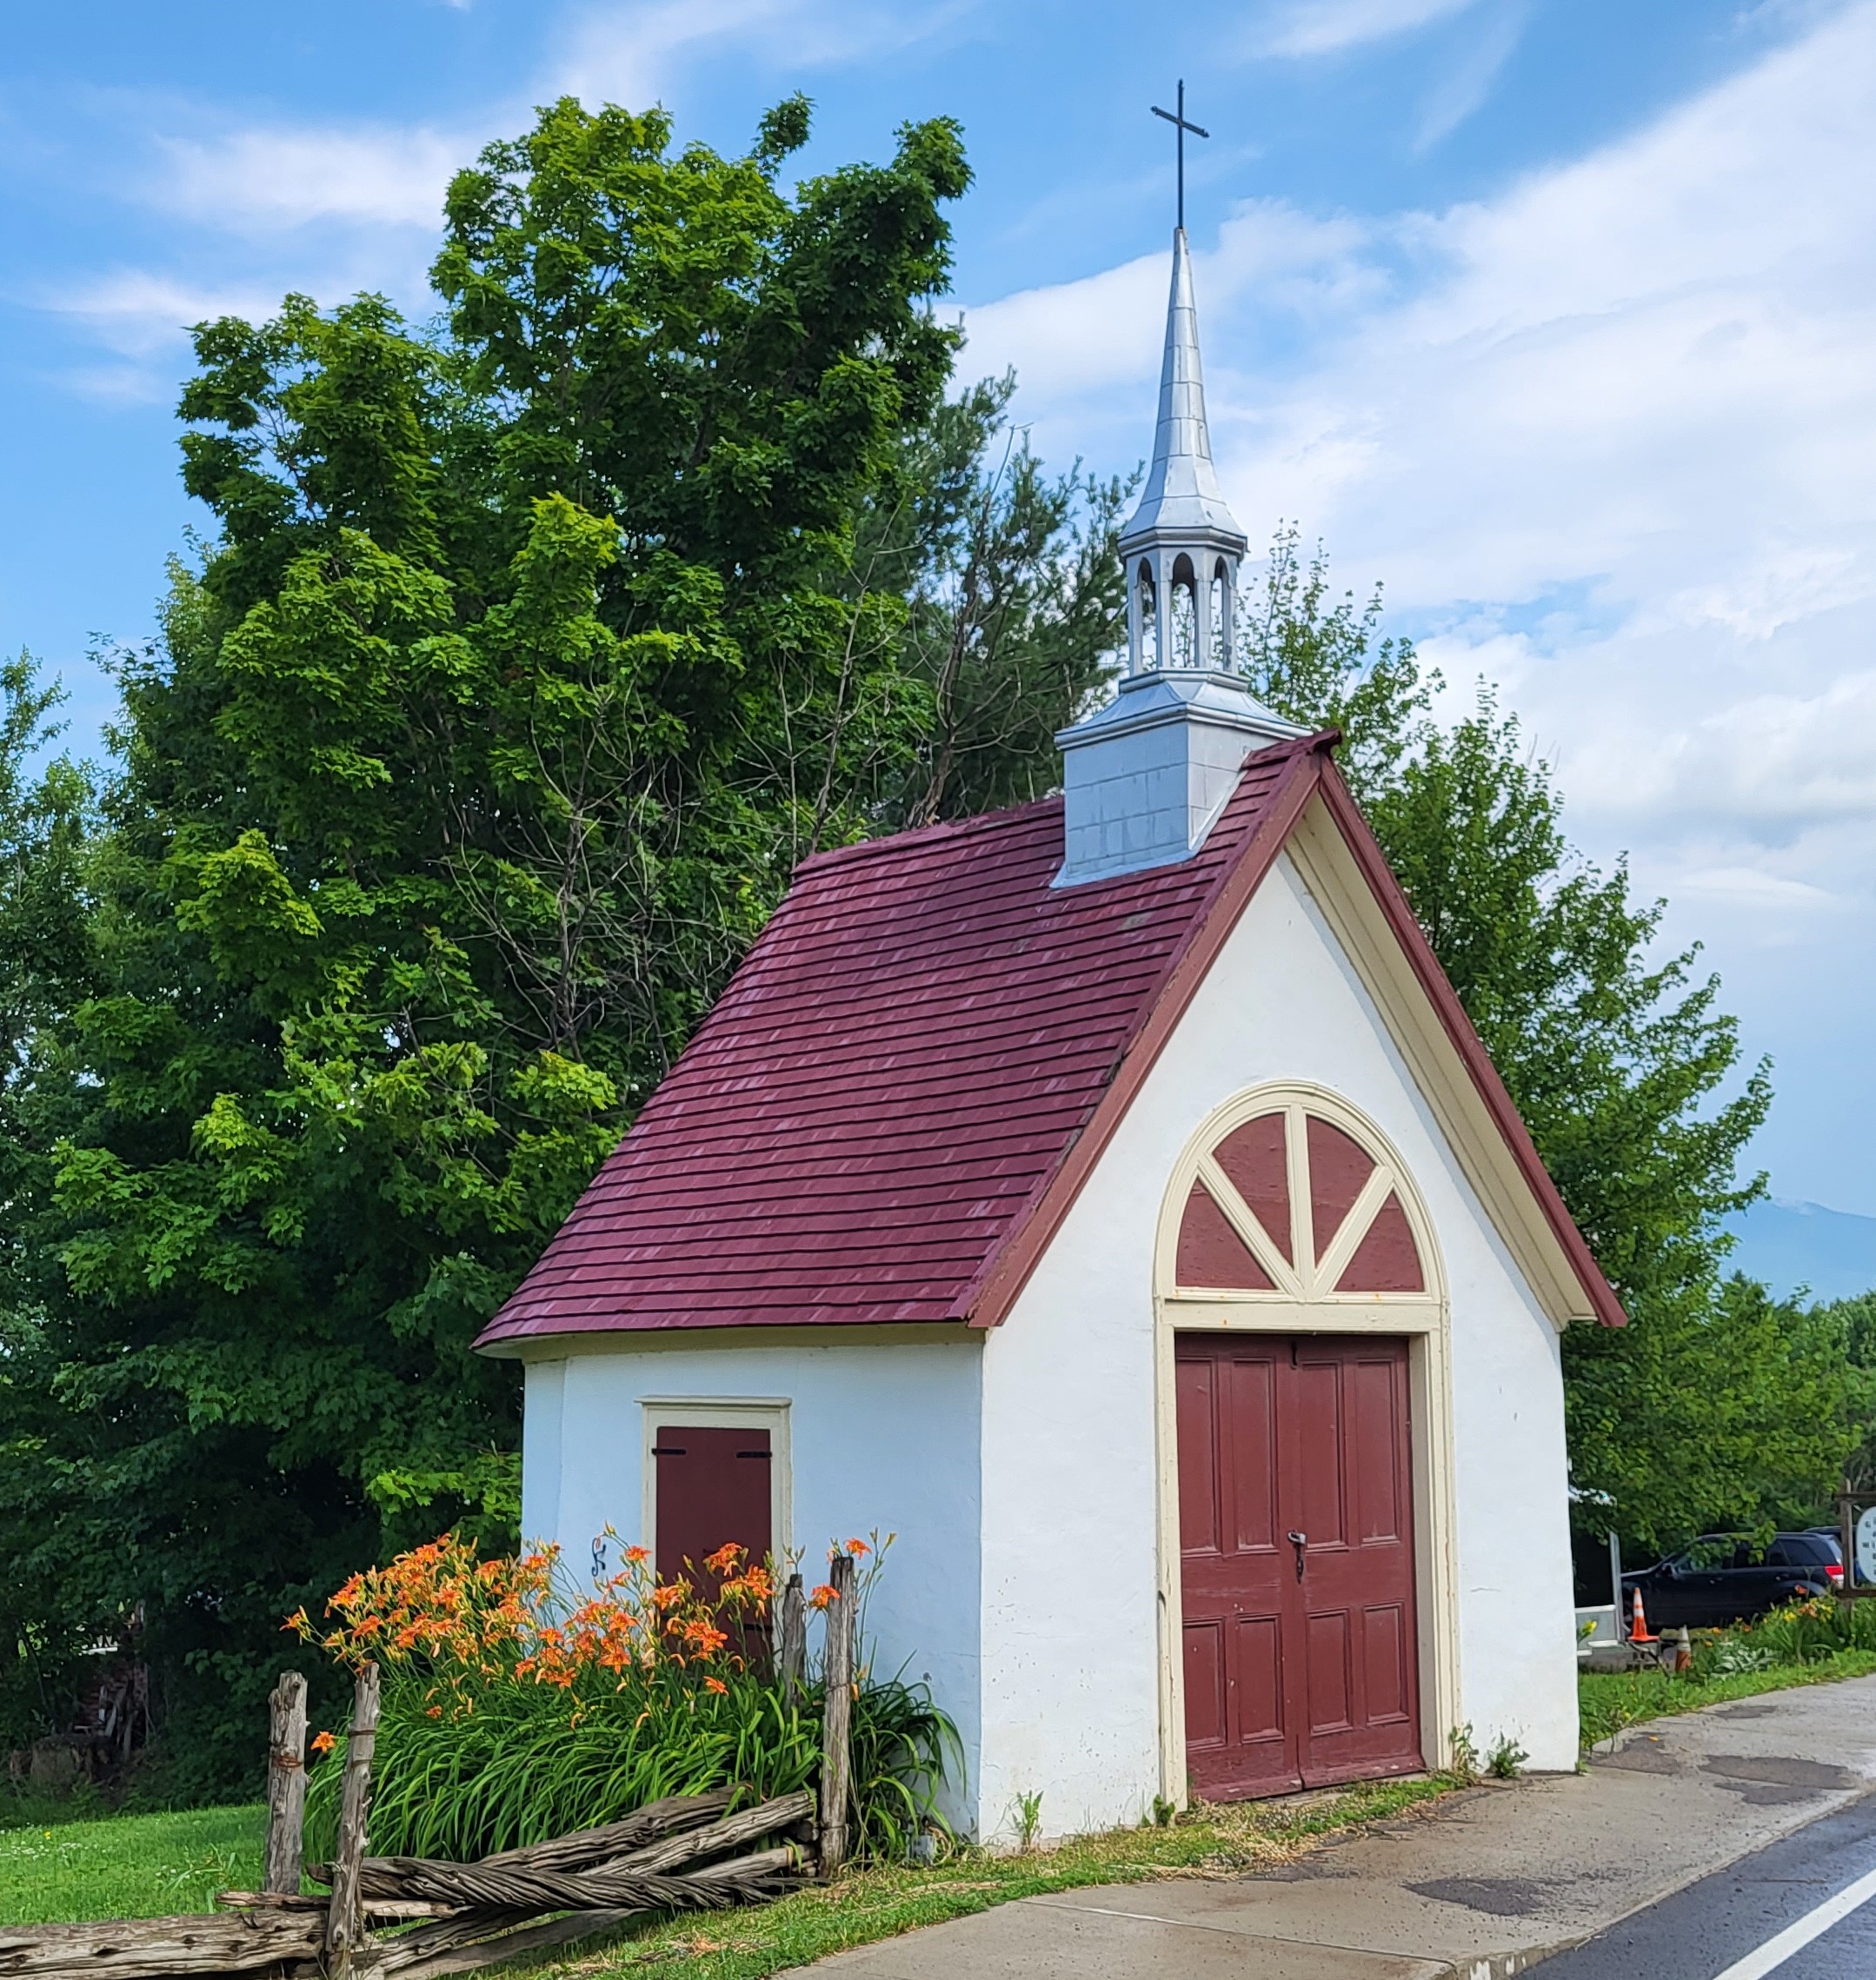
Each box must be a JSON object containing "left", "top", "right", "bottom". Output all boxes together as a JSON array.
[
  {"left": 960, "top": 737, "right": 1626, "bottom": 1332},
  {"left": 960, "top": 734, "right": 1332, "bottom": 1327},
  {"left": 1308, "top": 763, "right": 1627, "bottom": 1330}
]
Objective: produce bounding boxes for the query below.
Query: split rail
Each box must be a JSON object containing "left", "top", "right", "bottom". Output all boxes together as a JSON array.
[{"left": 0, "top": 1556, "right": 859, "bottom": 1980}]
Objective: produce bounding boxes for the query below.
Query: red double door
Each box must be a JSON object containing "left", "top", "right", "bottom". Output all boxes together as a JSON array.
[{"left": 1176, "top": 1333, "right": 1421, "bottom": 1799}]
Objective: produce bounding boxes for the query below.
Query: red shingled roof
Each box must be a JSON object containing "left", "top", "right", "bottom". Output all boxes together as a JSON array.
[{"left": 478, "top": 733, "right": 1625, "bottom": 1346}]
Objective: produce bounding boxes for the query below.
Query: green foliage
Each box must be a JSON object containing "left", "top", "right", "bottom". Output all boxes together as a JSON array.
[
  {"left": 1819, "top": 1288, "right": 1876, "bottom": 1490},
  {"left": 1741, "top": 1598, "right": 1864, "bottom": 1664},
  {"left": 306, "top": 1667, "right": 820, "bottom": 1864},
  {"left": 1485, "top": 1734, "right": 1527, "bottom": 1780},
  {"left": 303, "top": 1669, "right": 949, "bottom": 1867},
  {"left": 0, "top": 655, "right": 103, "bottom": 1754},
  {"left": 875, "top": 374, "right": 1132, "bottom": 826},
  {"left": 1573, "top": 1278, "right": 1868, "bottom": 1548},
  {"left": 1580, "top": 1598, "right": 1876, "bottom": 1752},
  {"left": 293, "top": 1532, "right": 953, "bottom": 1866},
  {"left": 0, "top": 96, "right": 989, "bottom": 1797},
  {"left": 1443, "top": 1724, "right": 1480, "bottom": 1787}
]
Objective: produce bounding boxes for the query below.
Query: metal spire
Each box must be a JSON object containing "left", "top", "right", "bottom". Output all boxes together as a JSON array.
[{"left": 1119, "top": 225, "right": 1247, "bottom": 548}]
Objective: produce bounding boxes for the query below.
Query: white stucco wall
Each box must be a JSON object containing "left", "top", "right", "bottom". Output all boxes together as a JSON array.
[
  {"left": 521, "top": 1337, "right": 984, "bottom": 1826},
  {"left": 519, "top": 843, "right": 1581, "bottom": 1845},
  {"left": 975, "top": 849, "right": 1578, "bottom": 1838}
]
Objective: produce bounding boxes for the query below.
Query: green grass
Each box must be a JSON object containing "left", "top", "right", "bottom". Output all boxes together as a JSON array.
[
  {"left": 0, "top": 1803, "right": 263, "bottom": 1927},
  {"left": 1578, "top": 1647, "right": 1876, "bottom": 1752}
]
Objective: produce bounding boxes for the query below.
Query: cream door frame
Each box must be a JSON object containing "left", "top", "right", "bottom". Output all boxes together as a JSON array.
[
  {"left": 1151, "top": 1080, "right": 1462, "bottom": 1808},
  {"left": 637, "top": 1397, "right": 794, "bottom": 1573}
]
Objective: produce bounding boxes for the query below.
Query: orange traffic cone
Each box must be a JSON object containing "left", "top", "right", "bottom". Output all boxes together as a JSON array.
[{"left": 1628, "top": 1588, "right": 1659, "bottom": 1645}]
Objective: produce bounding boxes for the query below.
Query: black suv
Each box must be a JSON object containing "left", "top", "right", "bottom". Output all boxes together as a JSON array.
[{"left": 1622, "top": 1532, "right": 1842, "bottom": 1629}]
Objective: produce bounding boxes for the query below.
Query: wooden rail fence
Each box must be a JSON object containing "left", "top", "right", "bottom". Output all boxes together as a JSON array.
[{"left": 0, "top": 1565, "right": 860, "bottom": 1980}]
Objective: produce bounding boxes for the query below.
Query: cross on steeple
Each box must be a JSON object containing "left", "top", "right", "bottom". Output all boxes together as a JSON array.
[{"left": 1151, "top": 80, "right": 1208, "bottom": 233}]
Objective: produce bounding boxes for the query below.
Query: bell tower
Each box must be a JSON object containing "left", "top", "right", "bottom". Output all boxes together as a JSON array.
[
  {"left": 1118, "top": 225, "right": 1250, "bottom": 678},
  {"left": 1055, "top": 198, "right": 1301, "bottom": 887}
]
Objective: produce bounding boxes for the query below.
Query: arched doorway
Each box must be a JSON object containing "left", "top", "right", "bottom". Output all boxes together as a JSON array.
[{"left": 1153, "top": 1085, "right": 1459, "bottom": 1803}]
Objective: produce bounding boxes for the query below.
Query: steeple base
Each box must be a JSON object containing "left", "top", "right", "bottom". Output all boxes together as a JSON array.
[{"left": 1054, "top": 671, "right": 1305, "bottom": 887}]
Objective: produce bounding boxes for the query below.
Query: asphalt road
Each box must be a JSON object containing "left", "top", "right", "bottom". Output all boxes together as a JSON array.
[{"left": 1535, "top": 1791, "right": 1876, "bottom": 1980}]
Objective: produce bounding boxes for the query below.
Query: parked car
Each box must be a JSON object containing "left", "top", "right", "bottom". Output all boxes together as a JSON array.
[{"left": 1622, "top": 1532, "right": 1842, "bottom": 1630}]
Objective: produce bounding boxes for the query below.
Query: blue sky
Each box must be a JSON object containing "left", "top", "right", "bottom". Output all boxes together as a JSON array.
[{"left": 3, "top": 0, "right": 1874, "bottom": 1215}]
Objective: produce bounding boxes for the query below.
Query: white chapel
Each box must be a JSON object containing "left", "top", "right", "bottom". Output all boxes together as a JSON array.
[{"left": 480, "top": 219, "right": 1620, "bottom": 1839}]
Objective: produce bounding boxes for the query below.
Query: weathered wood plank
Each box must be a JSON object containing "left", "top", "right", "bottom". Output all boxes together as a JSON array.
[
  {"left": 324, "top": 1662, "right": 382, "bottom": 1978},
  {"left": 604, "top": 1791, "right": 816, "bottom": 1876},
  {"left": 370, "top": 1849, "right": 808, "bottom": 1980},
  {"left": 351, "top": 1843, "right": 804, "bottom": 1910},
  {"left": 0, "top": 1909, "right": 323, "bottom": 1977},
  {"left": 375, "top": 1906, "right": 637, "bottom": 1980},
  {"left": 778, "top": 1572, "right": 806, "bottom": 1709},
  {"left": 264, "top": 1671, "right": 309, "bottom": 1897},
  {"left": 475, "top": 1790, "right": 735, "bottom": 1872},
  {"left": 366, "top": 1907, "right": 537, "bottom": 1974},
  {"left": 217, "top": 1892, "right": 456, "bottom": 1920},
  {"left": 818, "top": 1552, "right": 856, "bottom": 1874}
]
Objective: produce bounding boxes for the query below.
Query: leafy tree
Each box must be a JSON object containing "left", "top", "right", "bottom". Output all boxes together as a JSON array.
[
  {"left": 1237, "top": 528, "right": 1851, "bottom": 1551},
  {"left": 869, "top": 373, "right": 1132, "bottom": 826},
  {"left": 0, "top": 657, "right": 100, "bottom": 1754},
  {"left": 1824, "top": 1288, "right": 1876, "bottom": 1492},
  {"left": 5, "top": 97, "right": 981, "bottom": 1793}
]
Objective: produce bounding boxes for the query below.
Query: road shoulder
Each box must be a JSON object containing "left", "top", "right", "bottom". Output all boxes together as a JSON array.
[{"left": 795, "top": 1674, "right": 1876, "bottom": 1979}]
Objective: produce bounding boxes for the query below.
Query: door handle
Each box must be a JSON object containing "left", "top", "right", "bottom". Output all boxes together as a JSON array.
[{"left": 1287, "top": 1531, "right": 1307, "bottom": 1580}]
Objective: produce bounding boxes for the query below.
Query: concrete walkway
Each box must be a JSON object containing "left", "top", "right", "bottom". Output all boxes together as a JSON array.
[{"left": 796, "top": 1676, "right": 1876, "bottom": 1978}]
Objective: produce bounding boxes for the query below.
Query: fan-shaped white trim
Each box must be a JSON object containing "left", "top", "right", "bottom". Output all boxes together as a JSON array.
[{"left": 1155, "top": 1081, "right": 1446, "bottom": 1309}]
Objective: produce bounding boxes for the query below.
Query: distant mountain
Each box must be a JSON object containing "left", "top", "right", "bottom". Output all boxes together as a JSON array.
[{"left": 1724, "top": 1199, "right": 1876, "bottom": 1305}]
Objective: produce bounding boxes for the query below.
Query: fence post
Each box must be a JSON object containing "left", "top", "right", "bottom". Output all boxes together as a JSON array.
[
  {"left": 817, "top": 1554, "right": 855, "bottom": 1876},
  {"left": 324, "top": 1663, "right": 381, "bottom": 1977},
  {"left": 778, "top": 1573, "right": 807, "bottom": 1711},
  {"left": 263, "top": 1671, "right": 308, "bottom": 1896}
]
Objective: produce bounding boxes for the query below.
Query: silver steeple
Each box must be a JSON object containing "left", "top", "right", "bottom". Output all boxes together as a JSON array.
[
  {"left": 1120, "top": 227, "right": 1246, "bottom": 548},
  {"left": 1115, "top": 228, "right": 1255, "bottom": 680},
  {"left": 1052, "top": 219, "right": 1301, "bottom": 887}
]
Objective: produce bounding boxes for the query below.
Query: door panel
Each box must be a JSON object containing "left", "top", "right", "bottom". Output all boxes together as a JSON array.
[
  {"left": 1362, "top": 1605, "right": 1409, "bottom": 1723},
  {"left": 1182, "top": 1620, "right": 1227, "bottom": 1751},
  {"left": 1176, "top": 1359, "right": 1221, "bottom": 1556},
  {"left": 1177, "top": 1334, "right": 1422, "bottom": 1801},
  {"left": 653, "top": 1425, "right": 773, "bottom": 1585},
  {"left": 1353, "top": 1359, "right": 1404, "bottom": 1542},
  {"left": 1235, "top": 1617, "right": 1285, "bottom": 1741},
  {"left": 1227, "top": 1357, "right": 1279, "bottom": 1553},
  {"left": 1305, "top": 1610, "right": 1353, "bottom": 1732},
  {"left": 1175, "top": 1339, "right": 1299, "bottom": 1797}
]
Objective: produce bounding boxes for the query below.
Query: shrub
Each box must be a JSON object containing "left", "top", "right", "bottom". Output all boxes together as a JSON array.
[
  {"left": 296, "top": 1532, "right": 953, "bottom": 1864},
  {"left": 1746, "top": 1595, "right": 1876, "bottom": 1665}
]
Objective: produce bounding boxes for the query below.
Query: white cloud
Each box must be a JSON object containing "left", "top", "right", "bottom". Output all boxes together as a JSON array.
[
  {"left": 45, "top": 271, "right": 283, "bottom": 358},
  {"left": 1252, "top": 0, "right": 1486, "bottom": 59},
  {"left": 1672, "top": 866, "right": 1837, "bottom": 910},
  {"left": 153, "top": 123, "right": 467, "bottom": 231},
  {"left": 554, "top": 0, "right": 972, "bottom": 104},
  {"left": 1414, "top": 2, "right": 1528, "bottom": 149}
]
